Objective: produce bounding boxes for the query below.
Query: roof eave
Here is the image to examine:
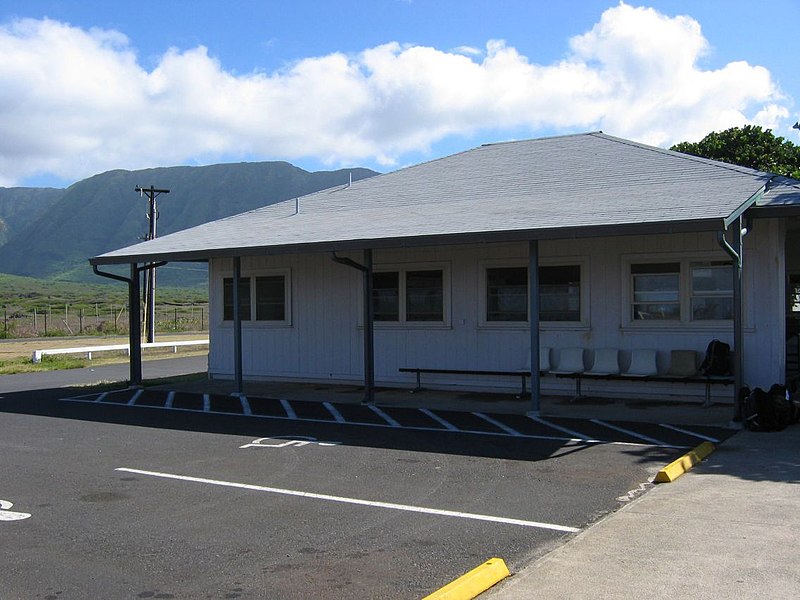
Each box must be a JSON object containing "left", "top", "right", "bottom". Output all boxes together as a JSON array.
[{"left": 88, "top": 217, "right": 726, "bottom": 266}]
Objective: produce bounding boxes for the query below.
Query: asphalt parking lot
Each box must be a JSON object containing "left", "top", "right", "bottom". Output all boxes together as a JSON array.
[{"left": 1, "top": 376, "right": 735, "bottom": 599}]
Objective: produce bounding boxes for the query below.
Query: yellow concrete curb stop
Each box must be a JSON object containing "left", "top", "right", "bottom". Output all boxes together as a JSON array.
[
  {"left": 422, "top": 557, "right": 510, "bottom": 600},
  {"left": 655, "top": 441, "right": 715, "bottom": 483}
]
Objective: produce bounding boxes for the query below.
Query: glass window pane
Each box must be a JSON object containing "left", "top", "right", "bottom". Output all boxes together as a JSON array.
[
  {"left": 406, "top": 270, "right": 443, "bottom": 321},
  {"left": 633, "top": 274, "right": 679, "bottom": 301},
  {"left": 487, "top": 267, "right": 527, "bottom": 321},
  {"left": 540, "top": 265, "right": 580, "bottom": 321},
  {"left": 223, "top": 277, "right": 251, "bottom": 321},
  {"left": 255, "top": 275, "right": 285, "bottom": 321},
  {"left": 631, "top": 263, "right": 679, "bottom": 321},
  {"left": 692, "top": 297, "right": 733, "bottom": 320},
  {"left": 373, "top": 271, "right": 399, "bottom": 321},
  {"left": 691, "top": 262, "right": 732, "bottom": 320},
  {"left": 632, "top": 302, "right": 681, "bottom": 320},
  {"left": 692, "top": 264, "right": 732, "bottom": 294}
]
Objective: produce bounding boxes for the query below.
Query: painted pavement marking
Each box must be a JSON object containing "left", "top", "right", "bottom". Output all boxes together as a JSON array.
[
  {"left": 58, "top": 391, "right": 691, "bottom": 449},
  {"left": 239, "top": 436, "right": 341, "bottom": 449},
  {"left": 474, "top": 412, "right": 523, "bottom": 436},
  {"left": 529, "top": 416, "right": 603, "bottom": 443},
  {"left": 127, "top": 389, "right": 143, "bottom": 406},
  {"left": 0, "top": 500, "right": 31, "bottom": 522},
  {"left": 116, "top": 467, "right": 581, "bottom": 533},
  {"left": 420, "top": 408, "right": 459, "bottom": 431},
  {"left": 658, "top": 423, "right": 720, "bottom": 443},
  {"left": 590, "top": 419, "right": 668, "bottom": 446},
  {"left": 368, "top": 405, "right": 402, "bottom": 428},
  {"left": 280, "top": 399, "right": 297, "bottom": 420},
  {"left": 323, "top": 401, "right": 346, "bottom": 423}
]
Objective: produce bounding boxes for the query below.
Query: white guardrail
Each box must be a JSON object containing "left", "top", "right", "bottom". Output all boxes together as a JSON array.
[{"left": 31, "top": 339, "right": 209, "bottom": 363}]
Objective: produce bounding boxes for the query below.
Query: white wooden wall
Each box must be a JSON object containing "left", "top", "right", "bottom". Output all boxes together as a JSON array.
[{"left": 208, "top": 219, "right": 785, "bottom": 401}]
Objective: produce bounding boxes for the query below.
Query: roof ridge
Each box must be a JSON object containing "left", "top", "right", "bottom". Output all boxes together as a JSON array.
[
  {"left": 592, "top": 132, "right": 771, "bottom": 179},
  {"left": 480, "top": 131, "right": 603, "bottom": 148}
]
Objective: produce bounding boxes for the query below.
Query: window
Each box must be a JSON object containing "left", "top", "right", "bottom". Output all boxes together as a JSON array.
[
  {"left": 223, "top": 278, "right": 251, "bottom": 321},
  {"left": 406, "top": 270, "right": 444, "bottom": 321},
  {"left": 631, "top": 263, "right": 680, "bottom": 320},
  {"left": 540, "top": 265, "right": 581, "bottom": 321},
  {"left": 691, "top": 262, "right": 733, "bottom": 321},
  {"left": 371, "top": 266, "right": 447, "bottom": 324},
  {"left": 372, "top": 271, "right": 400, "bottom": 321},
  {"left": 626, "top": 258, "right": 733, "bottom": 324},
  {"left": 255, "top": 275, "right": 286, "bottom": 321},
  {"left": 483, "top": 264, "right": 583, "bottom": 323},
  {"left": 486, "top": 267, "right": 527, "bottom": 321},
  {"left": 223, "top": 271, "right": 289, "bottom": 323}
]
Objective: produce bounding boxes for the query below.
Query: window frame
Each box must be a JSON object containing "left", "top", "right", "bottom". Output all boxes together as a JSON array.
[
  {"left": 622, "top": 253, "right": 733, "bottom": 328},
  {"left": 368, "top": 262, "right": 451, "bottom": 328},
  {"left": 478, "top": 257, "right": 589, "bottom": 329},
  {"left": 220, "top": 267, "right": 292, "bottom": 327}
]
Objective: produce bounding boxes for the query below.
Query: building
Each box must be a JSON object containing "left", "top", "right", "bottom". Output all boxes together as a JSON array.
[{"left": 90, "top": 132, "right": 800, "bottom": 416}]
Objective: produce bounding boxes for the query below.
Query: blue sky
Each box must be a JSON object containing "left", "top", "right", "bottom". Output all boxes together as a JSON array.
[{"left": 1, "top": 0, "right": 798, "bottom": 187}]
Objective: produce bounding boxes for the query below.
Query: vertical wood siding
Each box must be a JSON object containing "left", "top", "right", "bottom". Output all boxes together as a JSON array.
[{"left": 208, "top": 220, "right": 785, "bottom": 400}]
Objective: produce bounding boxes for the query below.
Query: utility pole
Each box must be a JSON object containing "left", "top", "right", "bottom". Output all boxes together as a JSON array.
[{"left": 135, "top": 185, "right": 170, "bottom": 343}]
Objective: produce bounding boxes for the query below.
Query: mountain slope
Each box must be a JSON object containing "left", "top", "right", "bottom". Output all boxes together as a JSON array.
[
  {"left": 0, "top": 187, "right": 65, "bottom": 246},
  {"left": 0, "top": 162, "right": 377, "bottom": 284}
]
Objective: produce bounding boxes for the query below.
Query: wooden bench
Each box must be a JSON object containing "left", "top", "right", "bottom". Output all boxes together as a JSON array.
[{"left": 398, "top": 367, "right": 534, "bottom": 396}]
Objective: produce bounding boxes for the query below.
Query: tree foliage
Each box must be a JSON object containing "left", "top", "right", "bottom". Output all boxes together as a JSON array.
[{"left": 670, "top": 125, "right": 800, "bottom": 180}]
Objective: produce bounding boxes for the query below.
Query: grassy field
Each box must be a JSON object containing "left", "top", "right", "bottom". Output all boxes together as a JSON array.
[
  {"left": 0, "top": 332, "right": 208, "bottom": 374},
  {"left": 0, "top": 273, "right": 208, "bottom": 338}
]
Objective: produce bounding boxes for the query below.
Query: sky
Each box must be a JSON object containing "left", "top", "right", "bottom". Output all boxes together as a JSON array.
[{"left": 1, "top": 0, "right": 798, "bottom": 188}]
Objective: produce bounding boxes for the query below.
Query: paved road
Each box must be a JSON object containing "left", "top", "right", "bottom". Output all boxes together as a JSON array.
[
  {"left": 0, "top": 369, "right": 735, "bottom": 599},
  {"left": 0, "top": 355, "right": 208, "bottom": 394}
]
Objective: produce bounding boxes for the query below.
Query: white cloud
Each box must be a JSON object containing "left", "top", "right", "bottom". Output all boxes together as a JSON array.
[{"left": 0, "top": 4, "right": 790, "bottom": 186}]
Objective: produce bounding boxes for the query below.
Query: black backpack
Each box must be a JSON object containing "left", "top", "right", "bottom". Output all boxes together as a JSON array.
[
  {"left": 700, "top": 340, "right": 732, "bottom": 377},
  {"left": 746, "top": 385, "right": 794, "bottom": 432}
]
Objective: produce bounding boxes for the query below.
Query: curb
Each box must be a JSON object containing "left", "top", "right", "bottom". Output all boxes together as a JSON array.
[
  {"left": 655, "top": 441, "right": 715, "bottom": 483},
  {"left": 422, "top": 557, "right": 510, "bottom": 600}
]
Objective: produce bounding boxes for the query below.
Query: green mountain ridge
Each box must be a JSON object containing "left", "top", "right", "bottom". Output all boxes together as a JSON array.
[
  {"left": 0, "top": 187, "right": 65, "bottom": 246},
  {"left": 0, "top": 161, "right": 378, "bottom": 286}
]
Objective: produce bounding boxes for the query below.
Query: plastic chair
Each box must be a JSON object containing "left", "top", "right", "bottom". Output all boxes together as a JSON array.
[
  {"left": 586, "top": 348, "right": 620, "bottom": 376},
  {"left": 622, "top": 349, "right": 658, "bottom": 377},
  {"left": 521, "top": 347, "right": 551, "bottom": 373},
  {"left": 667, "top": 350, "right": 698, "bottom": 377},
  {"left": 550, "top": 348, "right": 585, "bottom": 375}
]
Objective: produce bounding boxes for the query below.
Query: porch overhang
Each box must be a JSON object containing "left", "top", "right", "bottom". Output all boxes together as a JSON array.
[{"left": 89, "top": 216, "right": 734, "bottom": 266}]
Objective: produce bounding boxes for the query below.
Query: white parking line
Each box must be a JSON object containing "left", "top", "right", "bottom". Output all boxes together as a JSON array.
[
  {"left": 323, "top": 402, "right": 346, "bottom": 423},
  {"left": 240, "top": 395, "right": 252, "bottom": 416},
  {"left": 420, "top": 408, "right": 459, "bottom": 431},
  {"left": 280, "top": 399, "right": 296, "bottom": 419},
  {"left": 590, "top": 419, "right": 667, "bottom": 446},
  {"left": 658, "top": 423, "right": 720, "bottom": 443},
  {"left": 116, "top": 467, "right": 581, "bottom": 533},
  {"left": 61, "top": 393, "right": 677, "bottom": 447},
  {"left": 127, "top": 389, "right": 143, "bottom": 406},
  {"left": 369, "top": 405, "right": 401, "bottom": 427},
  {"left": 529, "top": 416, "right": 602, "bottom": 443},
  {"left": 474, "top": 412, "right": 522, "bottom": 436}
]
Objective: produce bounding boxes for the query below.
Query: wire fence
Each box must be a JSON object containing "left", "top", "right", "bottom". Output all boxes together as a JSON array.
[{"left": 1, "top": 302, "right": 208, "bottom": 339}]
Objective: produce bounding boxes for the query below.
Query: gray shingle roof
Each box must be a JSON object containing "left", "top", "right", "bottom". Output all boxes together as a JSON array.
[{"left": 91, "top": 132, "right": 798, "bottom": 265}]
